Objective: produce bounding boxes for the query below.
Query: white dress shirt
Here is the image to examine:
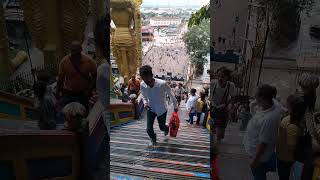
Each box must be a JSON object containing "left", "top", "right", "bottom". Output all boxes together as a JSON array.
[
  {"left": 186, "top": 95, "right": 199, "bottom": 113},
  {"left": 140, "top": 78, "right": 177, "bottom": 116},
  {"left": 96, "top": 61, "right": 110, "bottom": 135},
  {"left": 243, "top": 104, "right": 282, "bottom": 162},
  {"left": 96, "top": 62, "right": 110, "bottom": 108}
]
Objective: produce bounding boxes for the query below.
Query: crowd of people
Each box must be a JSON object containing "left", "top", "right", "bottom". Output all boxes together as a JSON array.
[
  {"left": 206, "top": 65, "right": 320, "bottom": 180},
  {"left": 241, "top": 72, "right": 320, "bottom": 180},
  {"left": 143, "top": 42, "right": 188, "bottom": 78},
  {"left": 33, "top": 40, "right": 109, "bottom": 132}
]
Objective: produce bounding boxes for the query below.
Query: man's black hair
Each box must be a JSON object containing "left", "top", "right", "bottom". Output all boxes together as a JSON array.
[
  {"left": 217, "top": 66, "right": 232, "bottom": 77},
  {"left": 33, "top": 81, "right": 47, "bottom": 99},
  {"left": 139, "top": 65, "right": 153, "bottom": 77},
  {"left": 190, "top": 88, "right": 196, "bottom": 94},
  {"left": 256, "top": 84, "right": 274, "bottom": 101}
]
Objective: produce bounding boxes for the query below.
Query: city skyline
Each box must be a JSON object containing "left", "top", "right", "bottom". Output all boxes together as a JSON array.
[{"left": 141, "top": 0, "right": 209, "bottom": 8}]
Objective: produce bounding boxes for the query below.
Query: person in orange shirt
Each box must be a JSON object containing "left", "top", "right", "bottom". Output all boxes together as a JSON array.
[
  {"left": 56, "top": 41, "right": 97, "bottom": 110},
  {"left": 128, "top": 74, "right": 141, "bottom": 95}
]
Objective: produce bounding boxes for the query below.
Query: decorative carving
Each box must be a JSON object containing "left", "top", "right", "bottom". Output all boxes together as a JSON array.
[
  {"left": 21, "top": 0, "right": 47, "bottom": 49},
  {"left": 61, "top": 0, "right": 89, "bottom": 56},
  {"left": 21, "top": 0, "right": 89, "bottom": 69},
  {"left": 0, "top": 0, "right": 11, "bottom": 79}
]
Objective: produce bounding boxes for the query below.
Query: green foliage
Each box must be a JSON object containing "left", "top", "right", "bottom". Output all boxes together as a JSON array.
[
  {"left": 143, "top": 12, "right": 157, "bottom": 18},
  {"left": 183, "top": 19, "right": 210, "bottom": 76},
  {"left": 256, "top": 0, "right": 314, "bottom": 47},
  {"left": 188, "top": 4, "right": 210, "bottom": 27}
]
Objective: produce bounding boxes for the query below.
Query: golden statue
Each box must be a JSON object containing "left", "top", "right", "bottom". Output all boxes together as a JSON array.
[
  {"left": 21, "top": 0, "right": 89, "bottom": 71},
  {"left": 110, "top": 0, "right": 142, "bottom": 83},
  {"left": 133, "top": 0, "right": 142, "bottom": 67}
]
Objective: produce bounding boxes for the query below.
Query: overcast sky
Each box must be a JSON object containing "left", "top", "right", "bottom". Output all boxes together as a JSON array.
[{"left": 141, "top": 0, "right": 209, "bottom": 7}]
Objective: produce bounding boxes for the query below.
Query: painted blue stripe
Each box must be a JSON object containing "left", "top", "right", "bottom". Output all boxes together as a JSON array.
[
  {"left": 111, "top": 175, "right": 142, "bottom": 180},
  {"left": 111, "top": 119, "right": 136, "bottom": 129},
  {"left": 193, "top": 172, "right": 211, "bottom": 178}
]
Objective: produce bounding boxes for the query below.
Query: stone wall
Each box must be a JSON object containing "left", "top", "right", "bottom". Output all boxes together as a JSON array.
[{"left": 248, "top": 58, "right": 320, "bottom": 108}]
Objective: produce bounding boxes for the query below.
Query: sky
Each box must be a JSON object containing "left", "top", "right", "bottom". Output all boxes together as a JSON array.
[{"left": 141, "top": 0, "right": 209, "bottom": 8}]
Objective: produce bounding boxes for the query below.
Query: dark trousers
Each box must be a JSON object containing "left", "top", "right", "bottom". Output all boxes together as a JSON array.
[
  {"left": 196, "top": 112, "right": 202, "bottom": 124},
  {"left": 251, "top": 153, "right": 277, "bottom": 180},
  {"left": 189, "top": 112, "right": 197, "bottom": 124},
  {"left": 62, "top": 89, "right": 89, "bottom": 109},
  {"left": 147, "top": 111, "right": 168, "bottom": 139},
  {"left": 251, "top": 162, "right": 270, "bottom": 180},
  {"left": 301, "top": 142, "right": 314, "bottom": 180},
  {"left": 176, "top": 96, "right": 181, "bottom": 106},
  {"left": 277, "top": 158, "right": 294, "bottom": 180}
]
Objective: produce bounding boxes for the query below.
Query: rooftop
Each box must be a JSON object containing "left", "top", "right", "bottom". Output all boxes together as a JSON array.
[{"left": 150, "top": 16, "right": 182, "bottom": 20}]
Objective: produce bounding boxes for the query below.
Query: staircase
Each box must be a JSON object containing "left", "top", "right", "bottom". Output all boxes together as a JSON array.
[
  {"left": 110, "top": 102, "right": 210, "bottom": 180},
  {"left": 217, "top": 122, "right": 279, "bottom": 180}
]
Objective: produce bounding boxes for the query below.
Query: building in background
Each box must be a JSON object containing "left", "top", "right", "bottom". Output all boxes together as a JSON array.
[
  {"left": 141, "top": 26, "right": 154, "bottom": 41},
  {"left": 150, "top": 17, "right": 182, "bottom": 27},
  {"left": 210, "top": 0, "right": 248, "bottom": 65}
]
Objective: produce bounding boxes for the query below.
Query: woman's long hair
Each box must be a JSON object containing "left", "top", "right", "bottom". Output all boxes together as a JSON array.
[
  {"left": 287, "top": 95, "right": 307, "bottom": 126},
  {"left": 298, "top": 73, "right": 319, "bottom": 112},
  {"left": 303, "top": 90, "right": 317, "bottom": 112}
]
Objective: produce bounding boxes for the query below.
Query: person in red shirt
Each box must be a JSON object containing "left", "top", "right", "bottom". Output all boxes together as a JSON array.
[{"left": 128, "top": 74, "right": 141, "bottom": 95}]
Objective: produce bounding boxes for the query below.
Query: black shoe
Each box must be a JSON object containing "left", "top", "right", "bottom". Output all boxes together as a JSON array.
[
  {"left": 164, "top": 130, "right": 169, "bottom": 136},
  {"left": 150, "top": 137, "right": 157, "bottom": 146}
]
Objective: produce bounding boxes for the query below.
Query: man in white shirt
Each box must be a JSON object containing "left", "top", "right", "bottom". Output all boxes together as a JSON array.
[
  {"left": 243, "top": 84, "right": 282, "bottom": 180},
  {"left": 96, "top": 60, "right": 110, "bottom": 134},
  {"left": 174, "top": 83, "right": 184, "bottom": 106},
  {"left": 139, "top": 65, "right": 178, "bottom": 146},
  {"left": 186, "top": 88, "right": 198, "bottom": 124}
]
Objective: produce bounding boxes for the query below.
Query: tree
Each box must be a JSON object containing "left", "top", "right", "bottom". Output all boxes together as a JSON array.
[
  {"left": 183, "top": 19, "right": 209, "bottom": 76},
  {"left": 256, "top": 0, "right": 314, "bottom": 48},
  {"left": 188, "top": 4, "right": 210, "bottom": 27}
]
